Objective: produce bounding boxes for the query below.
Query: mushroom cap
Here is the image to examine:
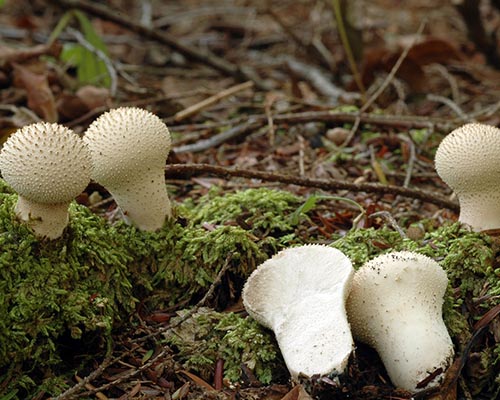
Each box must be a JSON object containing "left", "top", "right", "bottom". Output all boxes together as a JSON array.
[
  {"left": 435, "top": 123, "right": 500, "bottom": 193},
  {"left": 83, "top": 107, "right": 171, "bottom": 187},
  {"left": 0, "top": 122, "right": 91, "bottom": 204},
  {"left": 347, "top": 251, "right": 454, "bottom": 391},
  {"left": 243, "top": 244, "right": 354, "bottom": 378}
]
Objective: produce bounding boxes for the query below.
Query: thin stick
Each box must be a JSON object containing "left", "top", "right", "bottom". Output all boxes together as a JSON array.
[
  {"left": 174, "top": 119, "right": 262, "bottom": 154},
  {"left": 74, "top": 376, "right": 108, "bottom": 400},
  {"left": 264, "top": 95, "right": 277, "bottom": 146},
  {"left": 172, "top": 110, "right": 463, "bottom": 154},
  {"left": 298, "top": 135, "right": 305, "bottom": 177},
  {"left": 369, "top": 211, "right": 408, "bottom": 239},
  {"left": 331, "top": 0, "right": 366, "bottom": 96},
  {"left": 342, "top": 19, "right": 427, "bottom": 147},
  {"left": 66, "top": 27, "right": 118, "bottom": 95},
  {"left": 362, "top": 20, "right": 427, "bottom": 113},
  {"left": 397, "top": 134, "right": 416, "bottom": 188},
  {"left": 174, "top": 81, "right": 254, "bottom": 122},
  {"left": 427, "top": 94, "right": 468, "bottom": 120},
  {"left": 165, "top": 163, "right": 459, "bottom": 212},
  {"left": 51, "top": 356, "right": 115, "bottom": 400}
]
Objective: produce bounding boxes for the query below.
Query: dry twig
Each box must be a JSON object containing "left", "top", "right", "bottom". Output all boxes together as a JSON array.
[
  {"left": 174, "top": 81, "right": 254, "bottom": 122},
  {"left": 342, "top": 19, "right": 427, "bottom": 147},
  {"left": 165, "top": 163, "right": 459, "bottom": 212},
  {"left": 172, "top": 110, "right": 463, "bottom": 153}
]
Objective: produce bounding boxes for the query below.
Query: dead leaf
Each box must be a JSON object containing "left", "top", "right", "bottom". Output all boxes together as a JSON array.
[
  {"left": 57, "top": 92, "right": 89, "bottom": 121},
  {"left": 279, "top": 384, "right": 313, "bottom": 400},
  {"left": 171, "top": 381, "right": 190, "bottom": 400},
  {"left": 361, "top": 36, "right": 464, "bottom": 91},
  {"left": 177, "top": 369, "right": 216, "bottom": 391},
  {"left": 13, "top": 63, "right": 58, "bottom": 122},
  {"left": 0, "top": 42, "right": 60, "bottom": 68},
  {"left": 76, "top": 85, "right": 111, "bottom": 110}
]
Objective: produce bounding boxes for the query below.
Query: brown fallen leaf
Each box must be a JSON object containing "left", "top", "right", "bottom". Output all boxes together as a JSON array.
[
  {"left": 0, "top": 42, "right": 60, "bottom": 68},
  {"left": 76, "top": 85, "right": 111, "bottom": 110},
  {"left": 13, "top": 63, "right": 58, "bottom": 122},
  {"left": 177, "top": 369, "right": 216, "bottom": 392},
  {"left": 361, "top": 36, "right": 464, "bottom": 91},
  {"left": 279, "top": 384, "right": 313, "bottom": 400}
]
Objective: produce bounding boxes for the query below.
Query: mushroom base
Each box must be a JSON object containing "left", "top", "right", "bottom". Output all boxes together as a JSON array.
[
  {"left": 368, "top": 318, "right": 454, "bottom": 391},
  {"left": 458, "top": 194, "right": 500, "bottom": 231},
  {"left": 276, "top": 293, "right": 354, "bottom": 379},
  {"left": 15, "top": 196, "right": 70, "bottom": 240},
  {"left": 107, "top": 174, "right": 171, "bottom": 232}
]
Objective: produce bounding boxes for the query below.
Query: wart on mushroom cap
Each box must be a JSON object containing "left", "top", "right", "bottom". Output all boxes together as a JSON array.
[
  {"left": 242, "top": 244, "right": 354, "bottom": 379},
  {"left": 0, "top": 122, "right": 91, "bottom": 239},
  {"left": 83, "top": 107, "right": 172, "bottom": 231},
  {"left": 346, "top": 251, "right": 454, "bottom": 392},
  {"left": 435, "top": 123, "right": 500, "bottom": 231}
]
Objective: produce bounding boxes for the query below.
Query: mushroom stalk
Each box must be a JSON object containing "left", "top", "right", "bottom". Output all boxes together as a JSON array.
[
  {"left": 458, "top": 194, "right": 500, "bottom": 232},
  {"left": 15, "top": 197, "right": 70, "bottom": 240},
  {"left": 111, "top": 176, "right": 171, "bottom": 231}
]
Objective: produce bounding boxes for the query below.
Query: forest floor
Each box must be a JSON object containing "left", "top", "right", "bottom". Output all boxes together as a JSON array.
[{"left": 1, "top": 0, "right": 500, "bottom": 399}]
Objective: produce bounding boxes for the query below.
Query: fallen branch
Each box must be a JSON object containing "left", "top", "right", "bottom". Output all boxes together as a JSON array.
[
  {"left": 164, "top": 163, "right": 459, "bottom": 212},
  {"left": 47, "top": 0, "right": 269, "bottom": 89},
  {"left": 174, "top": 119, "right": 262, "bottom": 154}
]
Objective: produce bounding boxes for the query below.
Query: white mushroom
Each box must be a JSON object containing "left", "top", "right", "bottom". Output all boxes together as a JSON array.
[
  {"left": 346, "top": 251, "right": 454, "bottom": 392},
  {"left": 435, "top": 123, "right": 500, "bottom": 231},
  {"left": 242, "top": 244, "right": 354, "bottom": 379},
  {"left": 0, "top": 122, "right": 91, "bottom": 239},
  {"left": 83, "top": 107, "right": 172, "bottom": 231}
]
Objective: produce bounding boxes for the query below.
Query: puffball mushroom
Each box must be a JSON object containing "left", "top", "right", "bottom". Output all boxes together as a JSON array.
[
  {"left": 346, "top": 251, "right": 454, "bottom": 392},
  {"left": 83, "top": 107, "right": 172, "bottom": 231},
  {"left": 242, "top": 244, "right": 354, "bottom": 379},
  {"left": 435, "top": 123, "right": 500, "bottom": 231},
  {"left": 0, "top": 122, "right": 91, "bottom": 239}
]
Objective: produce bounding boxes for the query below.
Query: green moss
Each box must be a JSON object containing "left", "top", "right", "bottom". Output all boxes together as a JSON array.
[
  {"left": 0, "top": 195, "right": 132, "bottom": 367},
  {"left": 0, "top": 184, "right": 307, "bottom": 397},
  {"left": 181, "top": 187, "right": 302, "bottom": 235},
  {"left": 2, "top": 177, "right": 500, "bottom": 397},
  {"left": 164, "top": 308, "right": 285, "bottom": 384}
]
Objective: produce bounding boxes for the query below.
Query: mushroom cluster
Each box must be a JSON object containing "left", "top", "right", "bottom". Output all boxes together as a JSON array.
[
  {"left": 0, "top": 107, "right": 173, "bottom": 238},
  {"left": 435, "top": 122, "right": 500, "bottom": 231},
  {"left": 243, "top": 247, "right": 454, "bottom": 392},
  {"left": 84, "top": 107, "right": 172, "bottom": 231},
  {"left": 0, "top": 122, "right": 91, "bottom": 239}
]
